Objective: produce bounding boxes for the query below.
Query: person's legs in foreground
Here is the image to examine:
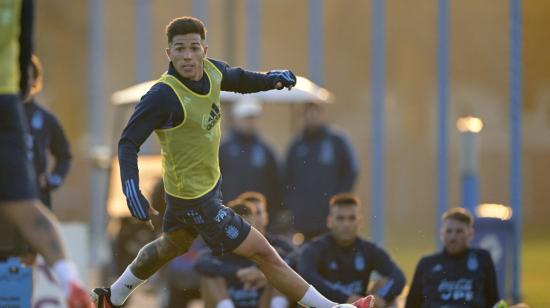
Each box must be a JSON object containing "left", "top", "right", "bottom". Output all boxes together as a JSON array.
[
  {"left": 0, "top": 96, "right": 92, "bottom": 307},
  {"left": 1, "top": 200, "right": 93, "bottom": 307},
  {"left": 233, "top": 227, "right": 373, "bottom": 308},
  {"left": 93, "top": 228, "right": 195, "bottom": 307}
]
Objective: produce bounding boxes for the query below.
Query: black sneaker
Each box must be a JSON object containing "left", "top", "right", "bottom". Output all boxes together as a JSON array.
[{"left": 91, "top": 287, "right": 121, "bottom": 308}]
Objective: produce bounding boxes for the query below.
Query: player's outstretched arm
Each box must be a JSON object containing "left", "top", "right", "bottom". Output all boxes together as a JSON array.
[{"left": 210, "top": 58, "right": 296, "bottom": 94}]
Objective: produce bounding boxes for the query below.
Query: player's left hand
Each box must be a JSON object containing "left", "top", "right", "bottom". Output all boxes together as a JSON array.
[{"left": 267, "top": 70, "right": 296, "bottom": 90}]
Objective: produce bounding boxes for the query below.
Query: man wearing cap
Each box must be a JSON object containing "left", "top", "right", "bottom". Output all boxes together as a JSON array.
[{"left": 220, "top": 98, "right": 283, "bottom": 230}]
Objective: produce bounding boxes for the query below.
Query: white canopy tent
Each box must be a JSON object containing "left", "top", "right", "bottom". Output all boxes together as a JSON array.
[{"left": 111, "top": 76, "right": 333, "bottom": 105}]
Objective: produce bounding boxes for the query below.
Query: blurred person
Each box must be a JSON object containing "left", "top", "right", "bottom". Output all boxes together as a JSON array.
[
  {"left": 195, "top": 199, "right": 291, "bottom": 308},
  {"left": 220, "top": 97, "right": 283, "bottom": 231},
  {"left": 298, "top": 193, "right": 405, "bottom": 307},
  {"left": 405, "top": 208, "right": 499, "bottom": 308},
  {"left": 0, "top": 0, "right": 92, "bottom": 306},
  {"left": 284, "top": 102, "right": 359, "bottom": 240},
  {"left": 92, "top": 16, "right": 374, "bottom": 308},
  {"left": 23, "top": 54, "right": 72, "bottom": 209}
]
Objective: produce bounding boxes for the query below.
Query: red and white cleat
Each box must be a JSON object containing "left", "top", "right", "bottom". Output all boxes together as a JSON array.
[
  {"left": 352, "top": 295, "right": 375, "bottom": 308},
  {"left": 66, "top": 281, "right": 94, "bottom": 308}
]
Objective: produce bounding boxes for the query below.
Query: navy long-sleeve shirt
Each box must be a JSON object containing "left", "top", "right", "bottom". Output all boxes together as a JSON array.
[
  {"left": 405, "top": 248, "right": 499, "bottom": 308},
  {"left": 23, "top": 100, "right": 71, "bottom": 207},
  {"left": 297, "top": 233, "right": 405, "bottom": 303},
  {"left": 219, "top": 131, "right": 283, "bottom": 212},
  {"left": 284, "top": 126, "right": 359, "bottom": 236},
  {"left": 118, "top": 60, "right": 279, "bottom": 193}
]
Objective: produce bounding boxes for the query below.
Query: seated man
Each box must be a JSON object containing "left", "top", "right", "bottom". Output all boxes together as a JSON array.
[
  {"left": 195, "top": 198, "right": 291, "bottom": 308},
  {"left": 405, "top": 207, "right": 499, "bottom": 308},
  {"left": 298, "top": 193, "right": 405, "bottom": 307},
  {"left": 237, "top": 192, "right": 296, "bottom": 269}
]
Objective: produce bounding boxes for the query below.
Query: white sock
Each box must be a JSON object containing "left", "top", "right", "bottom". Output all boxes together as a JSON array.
[
  {"left": 298, "top": 285, "right": 337, "bottom": 308},
  {"left": 216, "top": 298, "right": 236, "bottom": 308},
  {"left": 52, "top": 259, "right": 78, "bottom": 296},
  {"left": 110, "top": 267, "right": 146, "bottom": 306},
  {"left": 270, "top": 295, "right": 289, "bottom": 308}
]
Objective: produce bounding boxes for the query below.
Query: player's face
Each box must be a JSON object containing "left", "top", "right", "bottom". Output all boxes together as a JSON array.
[
  {"left": 327, "top": 205, "right": 360, "bottom": 245},
  {"left": 166, "top": 33, "right": 208, "bottom": 81},
  {"left": 441, "top": 219, "right": 473, "bottom": 255}
]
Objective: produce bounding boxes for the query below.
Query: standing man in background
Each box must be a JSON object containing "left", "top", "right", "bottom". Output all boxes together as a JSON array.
[
  {"left": 23, "top": 54, "right": 72, "bottom": 209},
  {"left": 284, "top": 102, "right": 359, "bottom": 240},
  {"left": 219, "top": 98, "right": 283, "bottom": 231},
  {"left": 0, "top": 0, "right": 91, "bottom": 306},
  {"left": 298, "top": 193, "right": 405, "bottom": 307}
]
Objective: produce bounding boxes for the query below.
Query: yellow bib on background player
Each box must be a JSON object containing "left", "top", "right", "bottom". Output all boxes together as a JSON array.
[
  {"left": 0, "top": 0, "right": 22, "bottom": 95},
  {"left": 155, "top": 59, "right": 223, "bottom": 199}
]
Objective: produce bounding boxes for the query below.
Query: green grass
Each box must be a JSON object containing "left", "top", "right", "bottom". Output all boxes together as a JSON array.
[{"left": 521, "top": 228, "right": 550, "bottom": 307}]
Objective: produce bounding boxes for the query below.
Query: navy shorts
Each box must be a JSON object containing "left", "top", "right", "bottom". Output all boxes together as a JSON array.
[
  {"left": 163, "top": 181, "right": 251, "bottom": 255},
  {"left": 0, "top": 95, "right": 38, "bottom": 202}
]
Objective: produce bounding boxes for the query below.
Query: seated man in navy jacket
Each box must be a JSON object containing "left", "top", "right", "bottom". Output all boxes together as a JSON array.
[
  {"left": 405, "top": 208, "right": 499, "bottom": 308},
  {"left": 298, "top": 193, "right": 405, "bottom": 307}
]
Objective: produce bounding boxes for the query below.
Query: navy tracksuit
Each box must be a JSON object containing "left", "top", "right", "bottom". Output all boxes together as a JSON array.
[
  {"left": 284, "top": 125, "right": 358, "bottom": 238},
  {"left": 219, "top": 131, "right": 282, "bottom": 213},
  {"left": 405, "top": 248, "right": 499, "bottom": 308},
  {"left": 298, "top": 233, "right": 405, "bottom": 303},
  {"left": 23, "top": 100, "right": 71, "bottom": 207}
]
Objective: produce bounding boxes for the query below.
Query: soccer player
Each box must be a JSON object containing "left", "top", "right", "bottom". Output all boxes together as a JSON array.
[
  {"left": 92, "top": 16, "right": 374, "bottom": 308},
  {"left": 298, "top": 193, "right": 405, "bottom": 307},
  {"left": 195, "top": 198, "right": 290, "bottom": 308},
  {"left": 0, "top": 0, "right": 92, "bottom": 307},
  {"left": 405, "top": 208, "right": 499, "bottom": 308},
  {"left": 23, "top": 55, "right": 72, "bottom": 209}
]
